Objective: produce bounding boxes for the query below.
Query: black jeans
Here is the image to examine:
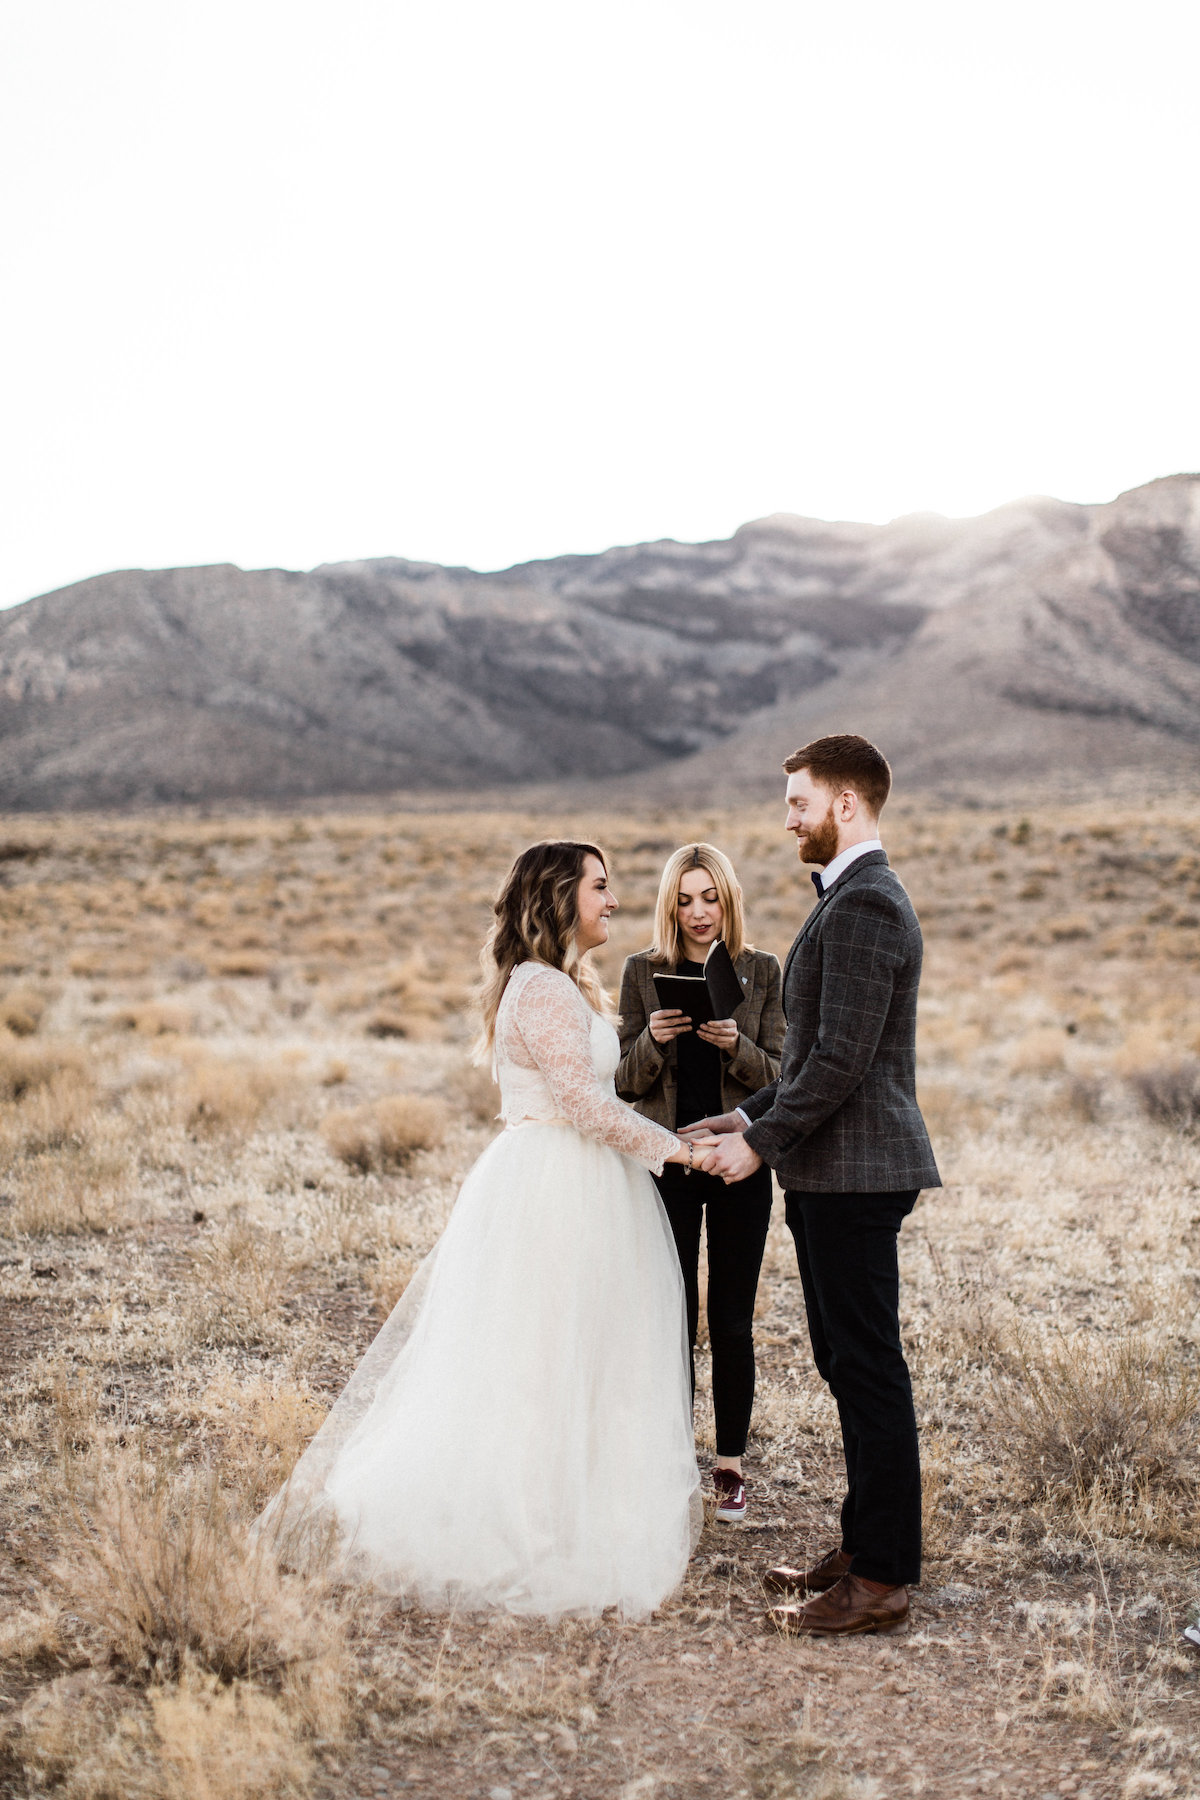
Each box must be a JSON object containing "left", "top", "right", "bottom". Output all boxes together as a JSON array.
[
  {"left": 655, "top": 1164, "right": 774, "bottom": 1457},
  {"left": 785, "top": 1188, "right": 921, "bottom": 1588}
]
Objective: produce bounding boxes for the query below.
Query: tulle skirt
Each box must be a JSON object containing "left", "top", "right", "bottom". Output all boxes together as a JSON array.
[{"left": 261, "top": 1121, "right": 701, "bottom": 1618}]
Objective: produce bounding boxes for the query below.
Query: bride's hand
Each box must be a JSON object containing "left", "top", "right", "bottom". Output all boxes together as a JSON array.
[
  {"left": 684, "top": 1133, "right": 723, "bottom": 1173},
  {"left": 666, "top": 1134, "right": 718, "bottom": 1171}
]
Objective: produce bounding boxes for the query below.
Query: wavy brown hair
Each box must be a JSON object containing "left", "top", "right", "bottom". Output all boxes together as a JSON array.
[{"left": 476, "top": 840, "right": 613, "bottom": 1050}]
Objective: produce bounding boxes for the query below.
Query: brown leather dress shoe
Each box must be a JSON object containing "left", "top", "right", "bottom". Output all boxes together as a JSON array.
[
  {"left": 762, "top": 1546, "right": 852, "bottom": 1597},
  {"left": 768, "top": 1573, "right": 909, "bottom": 1636}
]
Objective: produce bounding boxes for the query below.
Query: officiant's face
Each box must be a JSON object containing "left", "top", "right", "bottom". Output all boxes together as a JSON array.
[
  {"left": 575, "top": 854, "right": 619, "bottom": 952},
  {"left": 676, "top": 868, "right": 724, "bottom": 956},
  {"left": 785, "top": 771, "right": 842, "bottom": 866}
]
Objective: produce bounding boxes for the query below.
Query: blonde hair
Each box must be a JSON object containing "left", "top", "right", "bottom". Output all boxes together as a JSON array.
[
  {"left": 476, "top": 840, "right": 614, "bottom": 1051},
  {"left": 648, "top": 842, "right": 747, "bottom": 967}
]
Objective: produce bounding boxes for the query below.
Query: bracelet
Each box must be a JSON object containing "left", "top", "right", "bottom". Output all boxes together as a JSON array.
[{"left": 683, "top": 1140, "right": 694, "bottom": 1177}]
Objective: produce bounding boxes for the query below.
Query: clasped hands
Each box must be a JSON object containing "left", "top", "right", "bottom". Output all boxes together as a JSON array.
[{"left": 678, "top": 1110, "right": 764, "bottom": 1185}]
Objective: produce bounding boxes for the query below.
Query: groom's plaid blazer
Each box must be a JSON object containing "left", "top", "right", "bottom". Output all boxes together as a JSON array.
[{"left": 740, "top": 850, "right": 941, "bottom": 1193}]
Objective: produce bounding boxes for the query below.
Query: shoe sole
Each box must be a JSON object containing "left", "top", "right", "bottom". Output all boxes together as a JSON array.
[
  {"left": 770, "top": 1611, "right": 909, "bottom": 1637},
  {"left": 715, "top": 1506, "right": 746, "bottom": 1523}
]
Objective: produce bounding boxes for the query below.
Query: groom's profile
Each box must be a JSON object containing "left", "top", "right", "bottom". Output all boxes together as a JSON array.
[{"left": 686, "top": 732, "right": 939, "bottom": 1636}]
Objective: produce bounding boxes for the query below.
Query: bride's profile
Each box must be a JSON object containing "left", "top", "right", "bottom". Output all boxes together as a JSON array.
[{"left": 261, "top": 839, "right": 707, "bottom": 1617}]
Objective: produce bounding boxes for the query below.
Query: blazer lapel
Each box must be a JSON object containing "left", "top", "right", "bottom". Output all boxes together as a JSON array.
[{"left": 785, "top": 850, "right": 891, "bottom": 974}]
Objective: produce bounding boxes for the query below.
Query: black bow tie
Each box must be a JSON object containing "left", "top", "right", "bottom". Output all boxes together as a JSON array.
[{"left": 811, "top": 871, "right": 824, "bottom": 898}]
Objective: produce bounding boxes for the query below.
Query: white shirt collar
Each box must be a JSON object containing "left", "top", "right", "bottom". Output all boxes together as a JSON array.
[{"left": 816, "top": 838, "right": 883, "bottom": 893}]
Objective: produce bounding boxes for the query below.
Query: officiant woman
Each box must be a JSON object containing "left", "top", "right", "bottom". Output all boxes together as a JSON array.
[{"left": 617, "top": 844, "right": 784, "bottom": 1524}]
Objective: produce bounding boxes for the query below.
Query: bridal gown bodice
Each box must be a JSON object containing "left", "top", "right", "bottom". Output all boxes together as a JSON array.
[
  {"left": 261, "top": 958, "right": 699, "bottom": 1618},
  {"left": 494, "top": 960, "right": 678, "bottom": 1167}
]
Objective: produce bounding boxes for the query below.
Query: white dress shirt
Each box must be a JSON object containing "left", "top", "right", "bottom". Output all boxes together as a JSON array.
[
  {"left": 813, "top": 837, "right": 883, "bottom": 893},
  {"left": 734, "top": 837, "right": 884, "bottom": 1128}
]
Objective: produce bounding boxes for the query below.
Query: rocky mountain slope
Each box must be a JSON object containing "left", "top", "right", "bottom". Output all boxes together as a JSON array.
[{"left": 1, "top": 475, "right": 1197, "bottom": 809}]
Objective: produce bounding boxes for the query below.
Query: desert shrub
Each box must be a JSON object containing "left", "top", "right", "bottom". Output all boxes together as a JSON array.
[
  {"left": 190, "top": 1375, "right": 328, "bottom": 1510},
  {"left": 1127, "top": 1058, "right": 1200, "bottom": 1131},
  {"left": 68, "top": 948, "right": 150, "bottom": 979},
  {"left": 2, "top": 1143, "right": 134, "bottom": 1237},
  {"left": 0, "top": 1053, "right": 99, "bottom": 1182},
  {"left": 1044, "top": 913, "right": 1094, "bottom": 942},
  {"left": 1, "top": 986, "right": 48, "bottom": 1036},
  {"left": 1061, "top": 1072, "right": 1106, "bottom": 1123},
  {"left": 182, "top": 1221, "right": 299, "bottom": 1349},
  {"left": 12, "top": 1669, "right": 161, "bottom": 1799},
  {"left": 16, "top": 1676, "right": 319, "bottom": 1800},
  {"left": 113, "top": 1002, "right": 194, "bottom": 1037},
  {"left": 1018, "top": 1597, "right": 1128, "bottom": 1728},
  {"left": 366, "top": 960, "right": 466, "bottom": 1037},
  {"left": 47, "top": 1460, "right": 345, "bottom": 1695},
  {"left": 150, "top": 1678, "right": 317, "bottom": 1800},
  {"left": 364, "top": 1007, "right": 411, "bottom": 1038},
  {"left": 364, "top": 1248, "right": 417, "bottom": 1315},
  {"left": 0, "top": 1035, "right": 86, "bottom": 1102},
  {"left": 1008, "top": 1027, "right": 1067, "bottom": 1075},
  {"left": 212, "top": 951, "right": 275, "bottom": 979},
  {"left": 321, "top": 1094, "right": 447, "bottom": 1173},
  {"left": 444, "top": 1057, "right": 500, "bottom": 1126},
  {"left": 996, "top": 1330, "right": 1200, "bottom": 1532},
  {"left": 179, "top": 1059, "right": 279, "bottom": 1135}
]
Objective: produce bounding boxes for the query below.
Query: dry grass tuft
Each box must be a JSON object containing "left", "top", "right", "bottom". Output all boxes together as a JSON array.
[
  {"left": 0, "top": 1033, "right": 86, "bottom": 1101},
  {"left": 115, "top": 1001, "right": 195, "bottom": 1037},
  {"left": 1, "top": 985, "right": 49, "bottom": 1035},
  {"left": 179, "top": 1057, "right": 281, "bottom": 1135},
  {"left": 149, "top": 1676, "right": 317, "bottom": 1800},
  {"left": 11, "top": 1665, "right": 322, "bottom": 1800},
  {"left": 1127, "top": 1057, "right": 1200, "bottom": 1131},
  {"left": 212, "top": 950, "right": 276, "bottom": 979},
  {"left": 444, "top": 1056, "right": 501, "bottom": 1125},
  {"left": 12, "top": 1669, "right": 161, "bottom": 1799},
  {"left": 363, "top": 1248, "right": 417, "bottom": 1316},
  {"left": 321, "top": 1093, "right": 447, "bottom": 1173},
  {"left": 2, "top": 1142, "right": 134, "bottom": 1236},
  {"left": 1026, "top": 1601, "right": 1129, "bottom": 1728},
  {"left": 48, "top": 1458, "right": 347, "bottom": 1701},
  {"left": 996, "top": 1330, "right": 1200, "bottom": 1538},
  {"left": 1008, "top": 1026, "right": 1068, "bottom": 1074},
  {"left": 182, "top": 1221, "right": 301, "bottom": 1349},
  {"left": 192, "top": 1374, "right": 328, "bottom": 1509}
]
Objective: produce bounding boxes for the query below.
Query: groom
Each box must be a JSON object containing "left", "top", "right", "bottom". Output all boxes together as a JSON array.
[{"left": 685, "top": 733, "right": 939, "bottom": 1636}]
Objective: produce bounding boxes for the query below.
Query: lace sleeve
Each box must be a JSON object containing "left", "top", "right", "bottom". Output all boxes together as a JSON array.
[{"left": 511, "top": 966, "right": 680, "bottom": 1174}]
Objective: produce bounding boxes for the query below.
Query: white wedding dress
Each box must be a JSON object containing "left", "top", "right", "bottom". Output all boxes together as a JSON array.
[{"left": 263, "top": 961, "right": 701, "bottom": 1618}]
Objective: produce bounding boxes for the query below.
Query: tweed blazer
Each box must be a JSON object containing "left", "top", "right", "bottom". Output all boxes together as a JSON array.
[
  {"left": 616, "top": 947, "right": 785, "bottom": 1130},
  {"left": 740, "top": 851, "right": 941, "bottom": 1193}
]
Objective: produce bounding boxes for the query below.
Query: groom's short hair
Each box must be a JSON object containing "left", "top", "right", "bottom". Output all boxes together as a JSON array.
[{"left": 783, "top": 734, "right": 892, "bottom": 816}]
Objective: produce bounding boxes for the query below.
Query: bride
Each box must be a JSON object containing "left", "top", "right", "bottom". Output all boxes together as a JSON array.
[{"left": 263, "top": 840, "right": 710, "bottom": 1617}]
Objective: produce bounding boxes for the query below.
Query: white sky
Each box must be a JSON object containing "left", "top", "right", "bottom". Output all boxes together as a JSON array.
[{"left": 2, "top": 0, "right": 1199, "bottom": 609}]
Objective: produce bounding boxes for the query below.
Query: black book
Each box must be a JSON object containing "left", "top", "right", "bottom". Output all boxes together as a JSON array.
[{"left": 651, "top": 938, "right": 745, "bottom": 1025}]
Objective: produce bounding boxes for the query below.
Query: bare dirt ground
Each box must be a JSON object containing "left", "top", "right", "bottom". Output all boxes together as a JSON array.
[{"left": 1, "top": 797, "right": 1198, "bottom": 1799}]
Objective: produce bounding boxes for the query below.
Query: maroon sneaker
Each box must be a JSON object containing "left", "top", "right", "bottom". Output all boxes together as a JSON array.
[{"left": 713, "top": 1467, "right": 747, "bottom": 1523}]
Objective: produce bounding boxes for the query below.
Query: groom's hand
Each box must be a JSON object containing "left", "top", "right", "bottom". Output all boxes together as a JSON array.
[
  {"left": 678, "top": 1110, "right": 743, "bottom": 1140},
  {"left": 702, "top": 1131, "right": 764, "bottom": 1185}
]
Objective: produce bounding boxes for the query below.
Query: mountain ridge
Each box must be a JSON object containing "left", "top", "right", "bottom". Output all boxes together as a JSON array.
[{"left": 1, "top": 475, "right": 1198, "bottom": 810}]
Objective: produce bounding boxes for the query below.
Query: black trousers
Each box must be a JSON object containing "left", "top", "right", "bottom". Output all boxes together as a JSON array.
[
  {"left": 785, "top": 1188, "right": 922, "bottom": 1588},
  {"left": 655, "top": 1165, "right": 774, "bottom": 1457}
]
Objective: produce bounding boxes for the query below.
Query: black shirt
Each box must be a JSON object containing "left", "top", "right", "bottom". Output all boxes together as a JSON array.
[{"left": 672, "top": 957, "right": 723, "bottom": 1134}]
